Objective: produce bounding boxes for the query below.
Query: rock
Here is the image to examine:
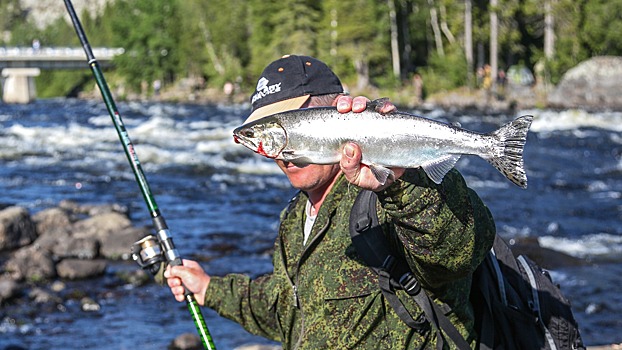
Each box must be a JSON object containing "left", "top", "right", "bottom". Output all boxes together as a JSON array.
[
  {"left": 234, "top": 345, "right": 282, "bottom": 350},
  {"left": 29, "top": 287, "right": 62, "bottom": 304},
  {"left": 115, "top": 268, "right": 151, "bottom": 287},
  {"left": 56, "top": 259, "right": 107, "bottom": 280},
  {"left": 53, "top": 236, "right": 100, "bottom": 260},
  {"left": 4, "top": 245, "right": 57, "bottom": 281},
  {"left": 58, "top": 200, "right": 129, "bottom": 217},
  {"left": 71, "top": 212, "right": 132, "bottom": 240},
  {"left": 0, "top": 206, "right": 38, "bottom": 251},
  {"left": 548, "top": 56, "right": 622, "bottom": 110},
  {"left": 32, "top": 227, "right": 71, "bottom": 252},
  {"left": 80, "top": 296, "right": 101, "bottom": 312},
  {"left": 32, "top": 226, "right": 99, "bottom": 260},
  {"left": 50, "top": 280, "right": 66, "bottom": 292},
  {"left": 169, "top": 333, "right": 203, "bottom": 350},
  {"left": 0, "top": 277, "right": 21, "bottom": 303},
  {"left": 32, "top": 207, "right": 73, "bottom": 237},
  {"left": 83, "top": 203, "right": 129, "bottom": 217},
  {"left": 507, "top": 236, "right": 586, "bottom": 270},
  {"left": 99, "top": 226, "right": 150, "bottom": 260}
]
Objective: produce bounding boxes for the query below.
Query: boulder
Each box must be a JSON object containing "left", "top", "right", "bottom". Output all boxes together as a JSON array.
[
  {"left": 56, "top": 258, "right": 107, "bottom": 280},
  {"left": 0, "top": 277, "right": 21, "bottom": 303},
  {"left": 99, "top": 226, "right": 150, "bottom": 260},
  {"left": 32, "top": 207, "right": 73, "bottom": 237},
  {"left": 4, "top": 245, "right": 57, "bottom": 281},
  {"left": 71, "top": 211, "right": 132, "bottom": 240},
  {"left": 169, "top": 333, "right": 203, "bottom": 350},
  {"left": 0, "top": 206, "right": 38, "bottom": 251},
  {"left": 548, "top": 56, "right": 622, "bottom": 110},
  {"left": 53, "top": 236, "right": 100, "bottom": 260},
  {"left": 29, "top": 287, "right": 62, "bottom": 304}
]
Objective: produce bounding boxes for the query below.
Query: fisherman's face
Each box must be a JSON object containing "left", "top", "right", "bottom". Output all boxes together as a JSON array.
[
  {"left": 275, "top": 161, "right": 341, "bottom": 193},
  {"left": 274, "top": 96, "right": 341, "bottom": 193}
]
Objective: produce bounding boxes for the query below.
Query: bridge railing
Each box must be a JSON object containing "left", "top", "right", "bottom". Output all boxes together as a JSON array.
[{"left": 0, "top": 46, "right": 125, "bottom": 58}]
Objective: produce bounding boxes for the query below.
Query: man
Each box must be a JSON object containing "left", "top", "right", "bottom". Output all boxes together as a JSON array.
[{"left": 165, "top": 55, "right": 496, "bottom": 349}]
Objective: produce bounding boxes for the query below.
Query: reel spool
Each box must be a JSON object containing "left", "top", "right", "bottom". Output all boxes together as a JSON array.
[{"left": 131, "top": 235, "right": 164, "bottom": 275}]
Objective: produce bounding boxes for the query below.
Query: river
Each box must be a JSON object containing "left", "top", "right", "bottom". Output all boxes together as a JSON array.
[{"left": 0, "top": 99, "right": 620, "bottom": 349}]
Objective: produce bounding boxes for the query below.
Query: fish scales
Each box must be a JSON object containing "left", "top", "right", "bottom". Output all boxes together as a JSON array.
[
  {"left": 233, "top": 101, "right": 533, "bottom": 188},
  {"left": 280, "top": 109, "right": 489, "bottom": 167}
]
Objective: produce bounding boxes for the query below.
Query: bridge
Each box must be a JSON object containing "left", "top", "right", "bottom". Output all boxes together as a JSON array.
[{"left": 0, "top": 46, "right": 124, "bottom": 103}]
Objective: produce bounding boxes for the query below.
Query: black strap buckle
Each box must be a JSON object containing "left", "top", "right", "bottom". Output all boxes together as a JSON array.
[{"left": 399, "top": 272, "right": 421, "bottom": 296}]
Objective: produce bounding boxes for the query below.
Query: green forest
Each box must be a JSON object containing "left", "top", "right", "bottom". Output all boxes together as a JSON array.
[{"left": 2, "top": 0, "right": 621, "bottom": 102}]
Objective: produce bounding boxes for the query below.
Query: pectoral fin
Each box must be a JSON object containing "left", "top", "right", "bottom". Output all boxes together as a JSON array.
[
  {"left": 421, "top": 154, "right": 461, "bottom": 184},
  {"left": 368, "top": 163, "right": 395, "bottom": 186}
]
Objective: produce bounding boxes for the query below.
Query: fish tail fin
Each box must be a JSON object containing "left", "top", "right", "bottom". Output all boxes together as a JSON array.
[{"left": 486, "top": 115, "right": 533, "bottom": 189}]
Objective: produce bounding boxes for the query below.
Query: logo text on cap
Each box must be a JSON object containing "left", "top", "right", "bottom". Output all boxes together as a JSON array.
[{"left": 251, "top": 77, "right": 282, "bottom": 105}]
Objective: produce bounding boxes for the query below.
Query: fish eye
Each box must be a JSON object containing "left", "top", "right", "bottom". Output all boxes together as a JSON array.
[{"left": 241, "top": 129, "right": 254, "bottom": 138}]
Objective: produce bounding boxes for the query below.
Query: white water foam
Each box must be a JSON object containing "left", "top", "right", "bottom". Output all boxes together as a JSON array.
[
  {"left": 521, "top": 109, "right": 622, "bottom": 133},
  {"left": 538, "top": 233, "right": 622, "bottom": 259}
]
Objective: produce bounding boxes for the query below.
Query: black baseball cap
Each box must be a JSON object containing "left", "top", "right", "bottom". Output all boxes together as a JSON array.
[{"left": 243, "top": 55, "right": 345, "bottom": 124}]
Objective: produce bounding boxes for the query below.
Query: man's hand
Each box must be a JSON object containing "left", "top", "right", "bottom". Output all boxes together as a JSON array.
[
  {"left": 335, "top": 95, "right": 404, "bottom": 191},
  {"left": 336, "top": 95, "right": 397, "bottom": 114},
  {"left": 164, "top": 259, "right": 210, "bottom": 306},
  {"left": 341, "top": 142, "right": 405, "bottom": 191}
]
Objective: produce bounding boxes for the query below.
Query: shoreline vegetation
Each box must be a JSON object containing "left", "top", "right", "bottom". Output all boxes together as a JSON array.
[
  {"left": 70, "top": 56, "right": 622, "bottom": 114},
  {"left": 77, "top": 76, "right": 549, "bottom": 115}
]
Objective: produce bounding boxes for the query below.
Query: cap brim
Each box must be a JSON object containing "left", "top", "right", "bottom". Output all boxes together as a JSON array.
[{"left": 243, "top": 95, "right": 310, "bottom": 124}]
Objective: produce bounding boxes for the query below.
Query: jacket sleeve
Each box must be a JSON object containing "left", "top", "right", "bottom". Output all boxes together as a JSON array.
[
  {"left": 377, "top": 168, "right": 496, "bottom": 290},
  {"left": 203, "top": 272, "right": 281, "bottom": 342}
]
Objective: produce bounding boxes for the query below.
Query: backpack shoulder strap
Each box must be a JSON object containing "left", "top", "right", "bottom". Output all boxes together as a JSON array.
[
  {"left": 349, "top": 189, "right": 394, "bottom": 270},
  {"left": 349, "top": 189, "right": 471, "bottom": 350}
]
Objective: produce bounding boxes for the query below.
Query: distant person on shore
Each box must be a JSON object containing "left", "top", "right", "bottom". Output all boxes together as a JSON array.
[
  {"left": 164, "top": 54, "right": 496, "bottom": 349},
  {"left": 412, "top": 73, "right": 423, "bottom": 105},
  {"left": 32, "top": 39, "right": 40, "bottom": 52},
  {"left": 153, "top": 80, "right": 161, "bottom": 97},
  {"left": 223, "top": 81, "right": 234, "bottom": 102},
  {"left": 482, "top": 64, "right": 492, "bottom": 91}
]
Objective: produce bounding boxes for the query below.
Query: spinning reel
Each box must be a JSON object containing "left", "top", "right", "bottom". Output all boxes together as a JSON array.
[
  {"left": 131, "top": 227, "right": 182, "bottom": 276},
  {"left": 131, "top": 235, "right": 164, "bottom": 275}
]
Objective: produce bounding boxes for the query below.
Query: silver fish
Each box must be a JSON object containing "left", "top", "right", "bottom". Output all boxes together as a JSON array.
[{"left": 233, "top": 100, "right": 533, "bottom": 188}]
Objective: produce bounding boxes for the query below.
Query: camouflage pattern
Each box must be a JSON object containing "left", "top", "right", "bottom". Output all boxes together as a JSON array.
[{"left": 204, "top": 168, "right": 496, "bottom": 349}]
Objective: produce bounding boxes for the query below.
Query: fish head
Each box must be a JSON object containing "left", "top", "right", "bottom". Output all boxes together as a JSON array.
[{"left": 233, "top": 120, "right": 287, "bottom": 159}]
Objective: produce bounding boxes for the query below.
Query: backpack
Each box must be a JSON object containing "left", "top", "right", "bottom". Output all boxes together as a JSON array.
[{"left": 349, "top": 190, "right": 585, "bottom": 350}]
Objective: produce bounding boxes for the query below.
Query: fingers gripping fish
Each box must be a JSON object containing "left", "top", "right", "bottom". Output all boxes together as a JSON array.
[{"left": 233, "top": 99, "right": 533, "bottom": 188}]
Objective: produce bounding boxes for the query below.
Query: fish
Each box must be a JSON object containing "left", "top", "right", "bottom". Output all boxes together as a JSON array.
[{"left": 233, "top": 99, "right": 533, "bottom": 188}]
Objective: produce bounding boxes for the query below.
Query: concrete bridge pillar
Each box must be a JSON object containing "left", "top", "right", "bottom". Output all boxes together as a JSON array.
[{"left": 1, "top": 68, "right": 41, "bottom": 104}]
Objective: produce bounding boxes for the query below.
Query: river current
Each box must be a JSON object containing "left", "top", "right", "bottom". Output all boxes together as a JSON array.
[{"left": 0, "top": 99, "right": 620, "bottom": 349}]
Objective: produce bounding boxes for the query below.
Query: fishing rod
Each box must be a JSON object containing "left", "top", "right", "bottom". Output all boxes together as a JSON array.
[{"left": 63, "top": 1, "right": 216, "bottom": 349}]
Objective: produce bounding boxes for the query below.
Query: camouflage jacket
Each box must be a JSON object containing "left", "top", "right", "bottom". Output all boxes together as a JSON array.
[{"left": 204, "top": 168, "right": 496, "bottom": 349}]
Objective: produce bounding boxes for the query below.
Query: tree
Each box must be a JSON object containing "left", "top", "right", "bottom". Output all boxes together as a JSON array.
[
  {"left": 544, "top": 0, "right": 555, "bottom": 61},
  {"left": 322, "top": 0, "right": 392, "bottom": 90},
  {"left": 110, "top": 0, "right": 185, "bottom": 90},
  {"left": 489, "top": 0, "right": 498, "bottom": 89},
  {"left": 464, "top": 0, "right": 474, "bottom": 86},
  {"left": 388, "top": 0, "right": 401, "bottom": 79},
  {"left": 180, "top": 0, "right": 249, "bottom": 87},
  {"left": 247, "top": 0, "right": 322, "bottom": 78}
]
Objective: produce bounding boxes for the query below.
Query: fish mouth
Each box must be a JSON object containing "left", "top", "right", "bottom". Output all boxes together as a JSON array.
[{"left": 232, "top": 134, "right": 259, "bottom": 152}]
